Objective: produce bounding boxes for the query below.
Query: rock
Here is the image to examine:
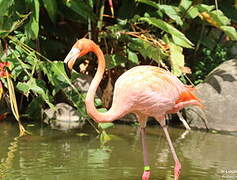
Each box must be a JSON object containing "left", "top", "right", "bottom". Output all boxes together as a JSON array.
[
  {"left": 44, "top": 103, "right": 85, "bottom": 130},
  {"left": 185, "top": 59, "right": 237, "bottom": 132},
  {"left": 65, "top": 73, "right": 102, "bottom": 96}
]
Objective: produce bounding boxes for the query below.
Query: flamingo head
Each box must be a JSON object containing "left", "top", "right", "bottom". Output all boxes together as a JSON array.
[{"left": 64, "top": 38, "right": 95, "bottom": 77}]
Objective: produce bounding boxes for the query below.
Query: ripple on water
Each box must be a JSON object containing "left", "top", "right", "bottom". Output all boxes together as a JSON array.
[{"left": 1, "top": 122, "right": 237, "bottom": 180}]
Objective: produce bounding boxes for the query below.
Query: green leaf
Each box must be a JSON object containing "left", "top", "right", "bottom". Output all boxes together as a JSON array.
[
  {"left": 43, "top": 0, "right": 58, "bottom": 23},
  {"left": 95, "top": 97, "right": 103, "bottom": 107},
  {"left": 179, "top": 0, "right": 200, "bottom": 19},
  {"left": 26, "top": 78, "right": 54, "bottom": 109},
  {"left": 98, "top": 108, "right": 108, "bottom": 113},
  {"left": 41, "top": 61, "right": 70, "bottom": 95},
  {"left": 127, "top": 50, "right": 139, "bottom": 64},
  {"left": 220, "top": 26, "right": 237, "bottom": 41},
  {"left": 0, "top": 12, "right": 31, "bottom": 38},
  {"left": 41, "top": 61, "right": 86, "bottom": 117},
  {"left": 0, "top": 0, "right": 14, "bottom": 16},
  {"left": 16, "top": 82, "right": 30, "bottom": 96},
  {"left": 159, "top": 5, "right": 183, "bottom": 25},
  {"left": 25, "top": 0, "right": 40, "bottom": 39},
  {"left": 76, "top": 133, "right": 89, "bottom": 137},
  {"left": 186, "top": 6, "right": 199, "bottom": 19},
  {"left": 140, "top": 17, "right": 193, "bottom": 48},
  {"left": 171, "top": 35, "right": 192, "bottom": 49},
  {"left": 100, "top": 130, "right": 111, "bottom": 144},
  {"left": 137, "top": 0, "right": 183, "bottom": 25},
  {"left": 98, "top": 123, "right": 114, "bottom": 130},
  {"left": 65, "top": 0, "right": 96, "bottom": 21},
  {"left": 136, "top": 0, "right": 159, "bottom": 9},
  {"left": 26, "top": 96, "right": 43, "bottom": 119},
  {"left": 196, "top": 4, "right": 215, "bottom": 12},
  {"left": 29, "top": 79, "right": 45, "bottom": 94},
  {"left": 209, "top": 10, "right": 231, "bottom": 26},
  {"left": 169, "top": 43, "right": 184, "bottom": 76},
  {"left": 179, "top": 0, "right": 192, "bottom": 10},
  {"left": 105, "top": 54, "right": 127, "bottom": 69},
  {"left": 128, "top": 38, "right": 166, "bottom": 63}
]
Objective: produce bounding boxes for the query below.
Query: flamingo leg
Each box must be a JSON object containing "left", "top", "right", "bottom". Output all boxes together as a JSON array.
[
  {"left": 161, "top": 124, "right": 181, "bottom": 180},
  {"left": 141, "top": 127, "right": 151, "bottom": 180}
]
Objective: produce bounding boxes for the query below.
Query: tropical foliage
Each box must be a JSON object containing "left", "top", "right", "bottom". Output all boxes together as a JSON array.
[{"left": 0, "top": 0, "right": 236, "bottom": 134}]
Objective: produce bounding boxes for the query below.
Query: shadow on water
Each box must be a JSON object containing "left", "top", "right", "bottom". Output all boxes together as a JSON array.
[{"left": 0, "top": 121, "right": 237, "bottom": 180}]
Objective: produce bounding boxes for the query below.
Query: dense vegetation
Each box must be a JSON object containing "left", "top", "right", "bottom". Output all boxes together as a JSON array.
[{"left": 0, "top": 0, "right": 236, "bottom": 135}]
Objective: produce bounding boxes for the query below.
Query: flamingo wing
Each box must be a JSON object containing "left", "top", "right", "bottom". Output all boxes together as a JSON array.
[{"left": 111, "top": 65, "right": 202, "bottom": 118}]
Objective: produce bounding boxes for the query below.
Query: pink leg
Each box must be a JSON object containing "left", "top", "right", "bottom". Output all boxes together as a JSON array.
[
  {"left": 135, "top": 113, "right": 151, "bottom": 180},
  {"left": 141, "top": 127, "right": 151, "bottom": 180},
  {"left": 162, "top": 124, "right": 181, "bottom": 180}
]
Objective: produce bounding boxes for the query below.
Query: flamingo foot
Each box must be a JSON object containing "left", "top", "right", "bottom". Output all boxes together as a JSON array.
[
  {"left": 174, "top": 162, "right": 181, "bottom": 180},
  {"left": 142, "top": 170, "right": 151, "bottom": 180}
]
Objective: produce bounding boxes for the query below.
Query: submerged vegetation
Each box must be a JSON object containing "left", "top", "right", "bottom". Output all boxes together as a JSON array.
[{"left": 0, "top": 0, "right": 236, "bottom": 135}]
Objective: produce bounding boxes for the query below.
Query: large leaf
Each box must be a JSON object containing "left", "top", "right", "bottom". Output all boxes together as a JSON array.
[
  {"left": 220, "top": 26, "right": 237, "bottom": 41},
  {"left": 43, "top": 0, "right": 58, "bottom": 23},
  {"left": 25, "top": 0, "right": 40, "bottom": 39},
  {"left": 179, "top": 0, "right": 199, "bottom": 19},
  {"left": 16, "top": 82, "right": 30, "bottom": 96},
  {"left": 128, "top": 38, "right": 166, "bottom": 63},
  {"left": 186, "top": 6, "right": 199, "bottom": 19},
  {"left": 169, "top": 43, "right": 184, "bottom": 76},
  {"left": 26, "top": 96, "right": 43, "bottom": 120},
  {"left": 0, "top": 12, "right": 31, "bottom": 39},
  {"left": 179, "top": 0, "right": 192, "bottom": 10},
  {"left": 98, "top": 122, "right": 114, "bottom": 130},
  {"left": 41, "top": 61, "right": 86, "bottom": 117},
  {"left": 65, "top": 0, "right": 96, "bottom": 21},
  {"left": 127, "top": 50, "right": 139, "bottom": 64},
  {"left": 136, "top": 0, "right": 158, "bottom": 9},
  {"left": 105, "top": 54, "right": 127, "bottom": 69},
  {"left": 41, "top": 61, "right": 70, "bottom": 95},
  {"left": 100, "top": 130, "right": 111, "bottom": 144},
  {"left": 159, "top": 5, "right": 183, "bottom": 25},
  {"left": 196, "top": 4, "right": 215, "bottom": 12},
  {"left": 198, "top": 9, "right": 236, "bottom": 40},
  {"left": 140, "top": 17, "right": 193, "bottom": 48},
  {"left": 17, "top": 78, "right": 54, "bottom": 108},
  {"left": 208, "top": 10, "right": 231, "bottom": 26},
  {"left": 0, "top": 0, "right": 14, "bottom": 17},
  {"left": 137, "top": 0, "right": 183, "bottom": 25}
]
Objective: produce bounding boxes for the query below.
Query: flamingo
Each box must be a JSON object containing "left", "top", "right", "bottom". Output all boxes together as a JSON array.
[{"left": 63, "top": 38, "right": 203, "bottom": 180}]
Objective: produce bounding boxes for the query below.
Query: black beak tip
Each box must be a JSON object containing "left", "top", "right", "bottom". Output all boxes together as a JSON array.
[{"left": 64, "top": 63, "right": 71, "bottom": 78}]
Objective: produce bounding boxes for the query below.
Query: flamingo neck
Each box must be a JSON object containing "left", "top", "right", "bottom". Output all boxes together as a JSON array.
[{"left": 85, "top": 44, "right": 114, "bottom": 122}]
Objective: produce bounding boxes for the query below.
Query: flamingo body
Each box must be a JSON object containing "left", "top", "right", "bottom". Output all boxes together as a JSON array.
[
  {"left": 110, "top": 65, "right": 201, "bottom": 123},
  {"left": 63, "top": 38, "right": 202, "bottom": 180}
]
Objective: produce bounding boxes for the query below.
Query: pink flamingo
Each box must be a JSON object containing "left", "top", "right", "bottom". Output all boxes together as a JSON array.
[{"left": 64, "top": 38, "right": 203, "bottom": 180}]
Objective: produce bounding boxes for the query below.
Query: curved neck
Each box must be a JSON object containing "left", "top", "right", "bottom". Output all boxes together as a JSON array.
[{"left": 85, "top": 44, "right": 115, "bottom": 122}]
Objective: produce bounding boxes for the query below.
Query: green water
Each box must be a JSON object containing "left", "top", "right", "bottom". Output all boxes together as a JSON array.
[{"left": 0, "top": 121, "right": 237, "bottom": 180}]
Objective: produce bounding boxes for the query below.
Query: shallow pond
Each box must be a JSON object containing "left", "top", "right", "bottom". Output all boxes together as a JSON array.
[{"left": 0, "top": 121, "right": 237, "bottom": 180}]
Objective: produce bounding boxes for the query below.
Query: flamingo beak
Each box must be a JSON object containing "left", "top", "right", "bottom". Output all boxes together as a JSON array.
[{"left": 64, "top": 47, "right": 80, "bottom": 78}]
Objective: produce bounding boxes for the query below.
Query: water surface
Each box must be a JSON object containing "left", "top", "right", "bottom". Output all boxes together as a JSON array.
[{"left": 0, "top": 121, "right": 237, "bottom": 180}]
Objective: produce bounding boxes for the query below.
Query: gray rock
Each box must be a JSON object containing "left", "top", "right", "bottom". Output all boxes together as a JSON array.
[
  {"left": 55, "top": 73, "right": 102, "bottom": 105},
  {"left": 185, "top": 59, "right": 237, "bottom": 132},
  {"left": 65, "top": 73, "right": 102, "bottom": 96},
  {"left": 44, "top": 103, "right": 85, "bottom": 130}
]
